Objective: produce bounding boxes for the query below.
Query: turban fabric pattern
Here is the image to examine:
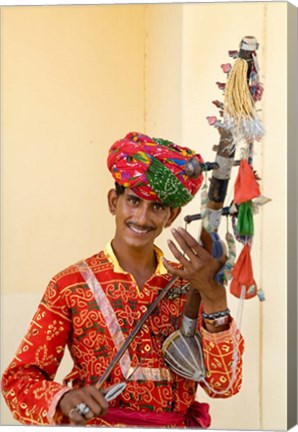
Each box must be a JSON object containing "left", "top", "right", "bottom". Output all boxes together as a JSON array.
[{"left": 107, "top": 132, "right": 204, "bottom": 208}]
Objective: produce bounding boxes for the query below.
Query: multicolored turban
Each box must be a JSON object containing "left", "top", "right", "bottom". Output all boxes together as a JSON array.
[{"left": 107, "top": 132, "right": 204, "bottom": 208}]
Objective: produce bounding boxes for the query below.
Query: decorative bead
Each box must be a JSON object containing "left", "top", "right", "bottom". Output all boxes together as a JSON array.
[{"left": 202, "top": 308, "right": 230, "bottom": 320}]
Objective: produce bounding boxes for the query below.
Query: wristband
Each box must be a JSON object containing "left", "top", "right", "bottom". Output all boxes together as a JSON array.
[
  {"left": 203, "top": 315, "right": 230, "bottom": 327},
  {"left": 180, "top": 315, "right": 198, "bottom": 337},
  {"left": 202, "top": 308, "right": 230, "bottom": 327}
]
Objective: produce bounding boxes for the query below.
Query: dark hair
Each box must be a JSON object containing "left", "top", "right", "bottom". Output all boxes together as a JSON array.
[{"left": 115, "top": 182, "right": 125, "bottom": 196}]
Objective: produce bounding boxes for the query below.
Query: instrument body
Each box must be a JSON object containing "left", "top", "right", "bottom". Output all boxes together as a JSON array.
[{"left": 162, "top": 328, "right": 205, "bottom": 381}]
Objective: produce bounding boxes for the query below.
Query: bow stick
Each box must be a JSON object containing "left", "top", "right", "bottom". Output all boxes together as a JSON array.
[{"left": 94, "top": 275, "right": 179, "bottom": 392}]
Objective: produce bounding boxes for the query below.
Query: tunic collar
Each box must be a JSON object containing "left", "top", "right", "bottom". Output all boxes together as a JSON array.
[{"left": 104, "top": 242, "right": 168, "bottom": 276}]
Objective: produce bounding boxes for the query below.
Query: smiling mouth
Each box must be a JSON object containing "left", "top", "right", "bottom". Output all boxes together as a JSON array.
[{"left": 127, "top": 223, "right": 153, "bottom": 235}]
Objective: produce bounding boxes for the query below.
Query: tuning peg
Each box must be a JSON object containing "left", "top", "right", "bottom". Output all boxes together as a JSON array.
[
  {"left": 216, "top": 82, "right": 226, "bottom": 91},
  {"left": 207, "top": 116, "right": 223, "bottom": 128},
  {"left": 220, "top": 63, "right": 232, "bottom": 73},
  {"left": 228, "top": 50, "right": 239, "bottom": 58},
  {"left": 212, "top": 100, "right": 224, "bottom": 109}
]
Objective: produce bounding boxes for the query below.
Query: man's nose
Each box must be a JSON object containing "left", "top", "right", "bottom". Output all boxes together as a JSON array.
[{"left": 134, "top": 204, "right": 151, "bottom": 224}]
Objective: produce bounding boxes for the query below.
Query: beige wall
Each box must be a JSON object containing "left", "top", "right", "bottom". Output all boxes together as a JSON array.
[
  {"left": 0, "top": 2, "right": 291, "bottom": 430},
  {"left": 178, "top": 3, "right": 288, "bottom": 430}
]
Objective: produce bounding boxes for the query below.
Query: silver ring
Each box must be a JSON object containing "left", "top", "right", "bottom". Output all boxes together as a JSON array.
[
  {"left": 68, "top": 408, "right": 77, "bottom": 418},
  {"left": 75, "top": 402, "right": 91, "bottom": 416}
]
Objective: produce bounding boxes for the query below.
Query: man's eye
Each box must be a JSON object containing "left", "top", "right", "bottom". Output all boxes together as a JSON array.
[
  {"left": 128, "top": 196, "right": 139, "bottom": 205},
  {"left": 153, "top": 203, "right": 166, "bottom": 211}
]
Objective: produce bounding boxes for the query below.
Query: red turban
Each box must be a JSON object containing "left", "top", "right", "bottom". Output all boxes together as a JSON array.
[{"left": 107, "top": 132, "right": 204, "bottom": 208}]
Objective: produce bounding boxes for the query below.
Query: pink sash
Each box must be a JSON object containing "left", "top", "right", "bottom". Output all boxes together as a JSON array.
[{"left": 101, "top": 401, "right": 211, "bottom": 428}]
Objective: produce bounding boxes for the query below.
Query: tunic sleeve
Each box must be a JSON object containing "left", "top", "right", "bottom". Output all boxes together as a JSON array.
[
  {"left": 198, "top": 318, "right": 244, "bottom": 398},
  {"left": 1, "top": 280, "right": 72, "bottom": 425}
]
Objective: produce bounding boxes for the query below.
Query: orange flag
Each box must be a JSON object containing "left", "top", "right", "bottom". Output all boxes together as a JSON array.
[
  {"left": 234, "top": 159, "right": 261, "bottom": 204},
  {"left": 230, "top": 243, "right": 257, "bottom": 299}
]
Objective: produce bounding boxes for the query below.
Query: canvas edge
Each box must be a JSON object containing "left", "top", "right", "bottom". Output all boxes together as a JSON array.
[{"left": 287, "top": 1, "right": 298, "bottom": 429}]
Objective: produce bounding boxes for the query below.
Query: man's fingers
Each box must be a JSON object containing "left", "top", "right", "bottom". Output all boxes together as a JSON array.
[
  {"left": 170, "top": 228, "right": 200, "bottom": 259},
  {"left": 59, "top": 385, "right": 109, "bottom": 424},
  {"left": 174, "top": 227, "right": 214, "bottom": 260},
  {"left": 85, "top": 386, "right": 109, "bottom": 416},
  {"left": 167, "top": 238, "right": 193, "bottom": 269},
  {"left": 68, "top": 407, "right": 88, "bottom": 425},
  {"left": 162, "top": 257, "right": 186, "bottom": 278},
  {"left": 175, "top": 226, "right": 227, "bottom": 262},
  {"left": 200, "top": 226, "right": 214, "bottom": 255}
]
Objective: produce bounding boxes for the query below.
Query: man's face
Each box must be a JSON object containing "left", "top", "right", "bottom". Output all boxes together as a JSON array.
[{"left": 108, "top": 188, "right": 181, "bottom": 250}]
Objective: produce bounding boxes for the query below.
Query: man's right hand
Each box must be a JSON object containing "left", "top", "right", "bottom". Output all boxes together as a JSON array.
[{"left": 58, "top": 385, "right": 109, "bottom": 425}]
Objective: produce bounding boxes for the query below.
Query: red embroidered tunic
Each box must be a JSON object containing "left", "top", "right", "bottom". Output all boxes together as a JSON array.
[{"left": 1, "top": 244, "right": 244, "bottom": 426}]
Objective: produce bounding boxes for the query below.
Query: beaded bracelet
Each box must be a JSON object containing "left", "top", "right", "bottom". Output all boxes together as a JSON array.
[{"left": 202, "top": 308, "right": 230, "bottom": 320}]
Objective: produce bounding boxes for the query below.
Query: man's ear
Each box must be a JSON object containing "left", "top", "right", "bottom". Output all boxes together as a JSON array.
[
  {"left": 165, "top": 207, "right": 181, "bottom": 228},
  {"left": 107, "top": 189, "right": 118, "bottom": 215}
]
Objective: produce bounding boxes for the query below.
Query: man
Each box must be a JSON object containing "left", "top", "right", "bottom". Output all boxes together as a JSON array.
[{"left": 1, "top": 132, "right": 244, "bottom": 427}]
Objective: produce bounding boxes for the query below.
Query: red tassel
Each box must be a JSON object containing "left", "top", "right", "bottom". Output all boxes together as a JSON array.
[
  {"left": 230, "top": 243, "right": 257, "bottom": 299},
  {"left": 234, "top": 159, "right": 261, "bottom": 204}
]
